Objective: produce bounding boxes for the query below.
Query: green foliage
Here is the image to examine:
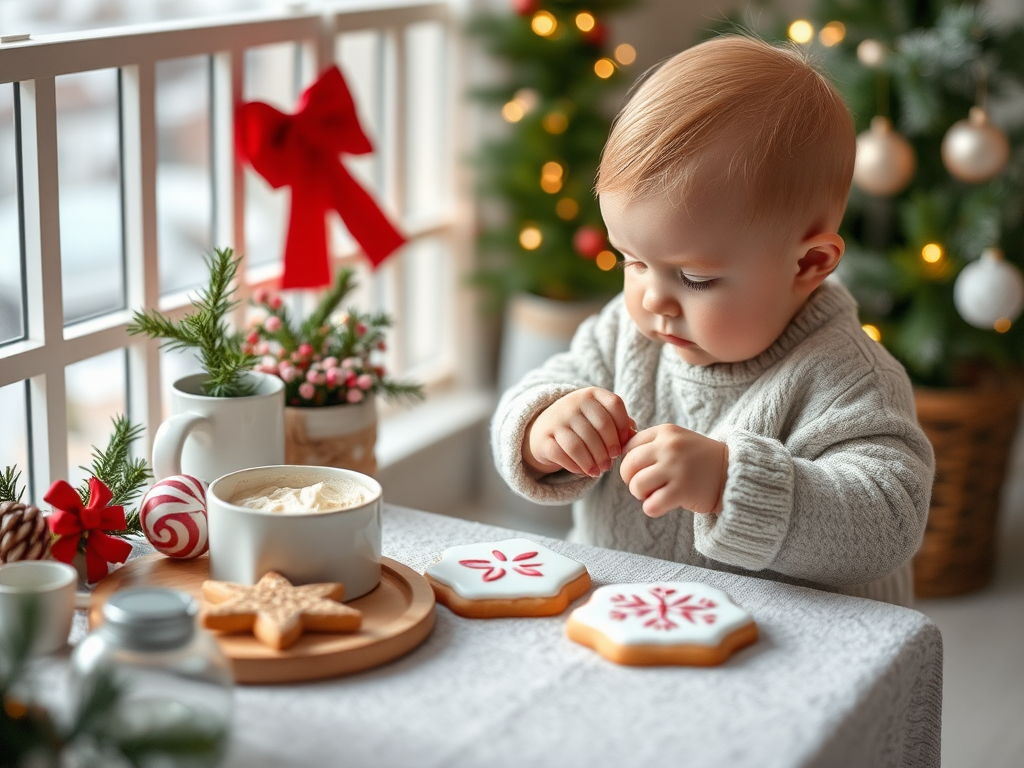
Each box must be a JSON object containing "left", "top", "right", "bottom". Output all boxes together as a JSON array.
[
  {"left": 708, "top": 1, "right": 1024, "bottom": 386},
  {"left": 127, "top": 248, "right": 258, "bottom": 397},
  {"left": 469, "top": 0, "right": 637, "bottom": 307},
  {"left": 1, "top": 596, "right": 225, "bottom": 768},
  {"left": 0, "top": 466, "right": 24, "bottom": 504},
  {"left": 77, "top": 416, "right": 152, "bottom": 537}
]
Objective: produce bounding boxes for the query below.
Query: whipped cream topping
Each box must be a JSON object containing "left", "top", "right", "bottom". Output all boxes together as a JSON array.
[{"left": 230, "top": 478, "right": 370, "bottom": 514}]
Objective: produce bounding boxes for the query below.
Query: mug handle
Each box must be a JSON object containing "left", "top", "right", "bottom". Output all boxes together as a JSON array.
[{"left": 152, "top": 413, "right": 211, "bottom": 480}]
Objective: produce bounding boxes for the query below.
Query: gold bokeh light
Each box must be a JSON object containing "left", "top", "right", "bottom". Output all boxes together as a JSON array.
[
  {"left": 556, "top": 198, "right": 579, "bottom": 220},
  {"left": 788, "top": 20, "right": 814, "bottom": 44},
  {"left": 575, "top": 12, "right": 595, "bottom": 32},
  {"left": 595, "top": 250, "right": 618, "bottom": 271},
  {"left": 862, "top": 324, "right": 882, "bottom": 342},
  {"left": 614, "top": 43, "right": 636, "bottom": 65},
  {"left": 921, "top": 243, "right": 943, "bottom": 263},
  {"left": 543, "top": 111, "right": 568, "bottom": 134},
  {"left": 532, "top": 11, "right": 557, "bottom": 37},
  {"left": 520, "top": 225, "right": 543, "bottom": 250},
  {"left": 594, "top": 58, "right": 615, "bottom": 79},
  {"left": 995, "top": 317, "right": 1012, "bottom": 333},
  {"left": 819, "top": 21, "right": 846, "bottom": 47},
  {"left": 501, "top": 101, "right": 524, "bottom": 123}
]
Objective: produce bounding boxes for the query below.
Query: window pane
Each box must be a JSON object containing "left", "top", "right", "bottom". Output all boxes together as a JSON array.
[
  {"left": 0, "top": 381, "right": 30, "bottom": 499},
  {"left": 333, "top": 32, "right": 385, "bottom": 258},
  {"left": 0, "top": 83, "right": 24, "bottom": 346},
  {"left": 56, "top": 69, "right": 125, "bottom": 326},
  {"left": 66, "top": 349, "right": 127, "bottom": 491},
  {"left": 403, "top": 237, "right": 448, "bottom": 370},
  {"left": 406, "top": 23, "right": 447, "bottom": 221},
  {"left": 243, "top": 44, "right": 301, "bottom": 271},
  {"left": 157, "top": 56, "right": 212, "bottom": 296}
]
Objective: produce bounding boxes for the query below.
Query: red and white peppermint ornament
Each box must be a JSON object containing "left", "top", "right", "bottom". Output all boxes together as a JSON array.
[{"left": 140, "top": 475, "right": 209, "bottom": 559}]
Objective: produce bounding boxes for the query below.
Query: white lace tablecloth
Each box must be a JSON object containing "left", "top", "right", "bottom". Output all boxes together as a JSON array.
[{"left": 193, "top": 505, "right": 938, "bottom": 768}]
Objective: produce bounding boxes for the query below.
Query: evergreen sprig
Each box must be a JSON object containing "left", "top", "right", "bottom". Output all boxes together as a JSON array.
[
  {"left": 128, "top": 248, "right": 257, "bottom": 397},
  {"left": 0, "top": 466, "right": 24, "bottom": 504},
  {"left": 77, "top": 416, "right": 152, "bottom": 537}
]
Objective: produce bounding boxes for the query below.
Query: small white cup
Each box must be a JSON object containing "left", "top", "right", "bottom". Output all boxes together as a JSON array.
[
  {"left": 152, "top": 371, "right": 285, "bottom": 485},
  {"left": 207, "top": 465, "right": 382, "bottom": 600},
  {"left": 0, "top": 561, "right": 78, "bottom": 655}
]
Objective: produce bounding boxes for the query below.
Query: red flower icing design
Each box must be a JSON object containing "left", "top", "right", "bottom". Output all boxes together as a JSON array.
[
  {"left": 459, "top": 549, "right": 544, "bottom": 582},
  {"left": 609, "top": 586, "right": 718, "bottom": 631}
]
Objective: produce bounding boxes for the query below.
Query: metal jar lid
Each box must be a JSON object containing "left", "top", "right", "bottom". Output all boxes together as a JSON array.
[{"left": 101, "top": 588, "right": 198, "bottom": 651}]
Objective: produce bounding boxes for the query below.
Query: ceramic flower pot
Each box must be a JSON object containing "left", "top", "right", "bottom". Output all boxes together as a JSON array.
[{"left": 284, "top": 393, "right": 377, "bottom": 476}]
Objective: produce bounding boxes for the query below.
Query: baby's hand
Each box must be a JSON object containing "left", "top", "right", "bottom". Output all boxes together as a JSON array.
[
  {"left": 524, "top": 387, "right": 634, "bottom": 478},
  {"left": 619, "top": 425, "right": 728, "bottom": 518}
]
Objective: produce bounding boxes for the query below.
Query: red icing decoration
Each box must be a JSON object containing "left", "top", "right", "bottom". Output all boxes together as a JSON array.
[
  {"left": 609, "top": 586, "right": 718, "bottom": 631},
  {"left": 235, "top": 65, "right": 406, "bottom": 288},
  {"left": 459, "top": 549, "right": 545, "bottom": 581},
  {"left": 45, "top": 477, "right": 133, "bottom": 584}
]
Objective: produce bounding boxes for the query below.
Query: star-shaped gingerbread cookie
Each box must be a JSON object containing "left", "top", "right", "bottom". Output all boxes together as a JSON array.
[{"left": 201, "top": 571, "right": 362, "bottom": 650}]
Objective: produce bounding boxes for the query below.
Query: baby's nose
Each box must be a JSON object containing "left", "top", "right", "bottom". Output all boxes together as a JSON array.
[{"left": 643, "top": 282, "right": 681, "bottom": 317}]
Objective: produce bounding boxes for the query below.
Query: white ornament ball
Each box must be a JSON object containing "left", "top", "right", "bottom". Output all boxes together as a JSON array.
[
  {"left": 953, "top": 248, "right": 1024, "bottom": 329},
  {"left": 941, "top": 107, "right": 1010, "bottom": 184},
  {"left": 140, "top": 475, "right": 209, "bottom": 559},
  {"left": 853, "top": 116, "right": 916, "bottom": 196}
]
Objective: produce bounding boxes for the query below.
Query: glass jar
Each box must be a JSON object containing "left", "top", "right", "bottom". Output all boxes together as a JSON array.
[{"left": 70, "top": 587, "right": 233, "bottom": 767}]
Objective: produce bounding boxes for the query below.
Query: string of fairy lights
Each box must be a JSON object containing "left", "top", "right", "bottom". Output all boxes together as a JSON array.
[
  {"left": 785, "top": 18, "right": 1023, "bottom": 338},
  {"left": 503, "top": 6, "right": 636, "bottom": 274}
]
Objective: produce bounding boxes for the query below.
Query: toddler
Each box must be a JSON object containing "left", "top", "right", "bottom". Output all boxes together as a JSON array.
[{"left": 491, "top": 36, "right": 935, "bottom": 606}]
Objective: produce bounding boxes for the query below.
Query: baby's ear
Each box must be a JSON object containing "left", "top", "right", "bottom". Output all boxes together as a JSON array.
[{"left": 794, "top": 232, "right": 844, "bottom": 294}]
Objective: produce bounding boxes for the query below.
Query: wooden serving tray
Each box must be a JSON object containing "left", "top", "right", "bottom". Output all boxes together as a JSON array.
[{"left": 90, "top": 554, "right": 435, "bottom": 685}]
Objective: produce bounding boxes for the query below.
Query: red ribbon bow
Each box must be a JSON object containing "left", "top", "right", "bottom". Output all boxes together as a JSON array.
[
  {"left": 236, "top": 65, "right": 406, "bottom": 288},
  {"left": 45, "top": 477, "right": 133, "bottom": 584}
]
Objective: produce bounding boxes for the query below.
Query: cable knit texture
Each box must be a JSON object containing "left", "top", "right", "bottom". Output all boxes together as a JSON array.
[{"left": 492, "top": 280, "right": 935, "bottom": 606}]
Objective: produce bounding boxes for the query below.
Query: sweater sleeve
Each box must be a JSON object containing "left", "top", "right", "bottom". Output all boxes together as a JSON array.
[
  {"left": 490, "top": 297, "right": 628, "bottom": 505},
  {"left": 693, "top": 368, "right": 934, "bottom": 588}
]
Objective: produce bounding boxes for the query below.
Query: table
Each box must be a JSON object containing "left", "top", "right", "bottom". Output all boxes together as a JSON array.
[{"left": 75, "top": 505, "right": 943, "bottom": 768}]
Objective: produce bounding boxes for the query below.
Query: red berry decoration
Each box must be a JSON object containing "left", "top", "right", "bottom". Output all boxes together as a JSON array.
[
  {"left": 583, "top": 20, "right": 608, "bottom": 47},
  {"left": 574, "top": 226, "right": 606, "bottom": 259},
  {"left": 512, "top": 0, "right": 539, "bottom": 15},
  {"left": 140, "top": 475, "right": 209, "bottom": 559}
]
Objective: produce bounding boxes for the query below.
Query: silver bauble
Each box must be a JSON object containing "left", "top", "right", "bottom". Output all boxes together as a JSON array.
[
  {"left": 941, "top": 107, "right": 1010, "bottom": 184},
  {"left": 953, "top": 248, "right": 1024, "bottom": 329},
  {"left": 853, "top": 116, "right": 916, "bottom": 196}
]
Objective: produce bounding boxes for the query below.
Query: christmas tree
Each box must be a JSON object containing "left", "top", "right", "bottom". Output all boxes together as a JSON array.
[
  {"left": 469, "top": 0, "right": 637, "bottom": 307},
  {"left": 725, "top": 1, "right": 1024, "bottom": 387}
]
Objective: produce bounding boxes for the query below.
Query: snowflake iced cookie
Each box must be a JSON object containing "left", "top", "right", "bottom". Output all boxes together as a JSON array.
[
  {"left": 566, "top": 582, "right": 758, "bottom": 666},
  {"left": 425, "top": 538, "right": 591, "bottom": 618}
]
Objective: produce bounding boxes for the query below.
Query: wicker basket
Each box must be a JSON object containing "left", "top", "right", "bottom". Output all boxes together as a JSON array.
[{"left": 913, "top": 379, "right": 1024, "bottom": 598}]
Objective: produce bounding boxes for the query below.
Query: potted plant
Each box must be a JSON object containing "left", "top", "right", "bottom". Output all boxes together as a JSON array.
[{"left": 246, "top": 268, "right": 424, "bottom": 475}]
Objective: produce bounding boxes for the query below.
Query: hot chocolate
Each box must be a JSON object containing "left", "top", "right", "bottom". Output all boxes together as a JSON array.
[{"left": 229, "top": 477, "right": 370, "bottom": 514}]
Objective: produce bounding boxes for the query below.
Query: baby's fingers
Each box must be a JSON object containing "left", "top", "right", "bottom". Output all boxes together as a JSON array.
[
  {"left": 554, "top": 424, "right": 604, "bottom": 477},
  {"left": 589, "top": 389, "right": 634, "bottom": 448}
]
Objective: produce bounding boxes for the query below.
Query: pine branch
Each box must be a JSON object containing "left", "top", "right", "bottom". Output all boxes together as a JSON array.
[
  {"left": 302, "top": 268, "right": 356, "bottom": 340},
  {"left": 77, "top": 416, "right": 152, "bottom": 537},
  {"left": 376, "top": 378, "right": 426, "bottom": 404},
  {"left": 127, "top": 248, "right": 255, "bottom": 397},
  {"left": 0, "top": 466, "right": 24, "bottom": 504}
]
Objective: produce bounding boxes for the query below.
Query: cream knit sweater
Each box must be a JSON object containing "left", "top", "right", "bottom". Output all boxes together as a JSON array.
[{"left": 491, "top": 280, "right": 935, "bottom": 606}]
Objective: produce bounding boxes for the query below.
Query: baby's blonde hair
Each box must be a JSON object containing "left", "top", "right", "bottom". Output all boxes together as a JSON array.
[{"left": 597, "top": 35, "right": 855, "bottom": 241}]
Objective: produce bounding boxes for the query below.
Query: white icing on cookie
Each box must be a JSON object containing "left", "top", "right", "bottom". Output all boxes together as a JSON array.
[
  {"left": 569, "top": 582, "right": 753, "bottom": 646},
  {"left": 426, "top": 538, "right": 588, "bottom": 600}
]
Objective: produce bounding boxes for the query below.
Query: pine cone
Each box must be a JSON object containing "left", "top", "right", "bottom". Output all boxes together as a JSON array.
[{"left": 0, "top": 500, "right": 52, "bottom": 563}]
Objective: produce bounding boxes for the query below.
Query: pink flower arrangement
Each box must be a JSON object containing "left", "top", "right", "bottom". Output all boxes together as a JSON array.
[{"left": 248, "top": 269, "right": 423, "bottom": 408}]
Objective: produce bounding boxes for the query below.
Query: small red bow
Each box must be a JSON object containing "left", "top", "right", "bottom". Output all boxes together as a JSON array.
[
  {"left": 45, "top": 477, "right": 133, "bottom": 584},
  {"left": 236, "top": 65, "right": 406, "bottom": 288}
]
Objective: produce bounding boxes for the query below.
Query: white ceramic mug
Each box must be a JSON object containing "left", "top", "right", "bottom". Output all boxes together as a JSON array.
[
  {"left": 152, "top": 372, "right": 285, "bottom": 485},
  {"left": 0, "top": 560, "right": 78, "bottom": 655},
  {"left": 207, "top": 465, "right": 382, "bottom": 600}
]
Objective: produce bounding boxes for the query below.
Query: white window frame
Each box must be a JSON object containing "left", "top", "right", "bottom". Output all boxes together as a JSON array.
[{"left": 0, "top": 0, "right": 475, "bottom": 498}]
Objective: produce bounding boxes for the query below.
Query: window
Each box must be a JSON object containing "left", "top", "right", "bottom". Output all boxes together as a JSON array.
[{"left": 0, "top": 2, "right": 467, "bottom": 495}]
